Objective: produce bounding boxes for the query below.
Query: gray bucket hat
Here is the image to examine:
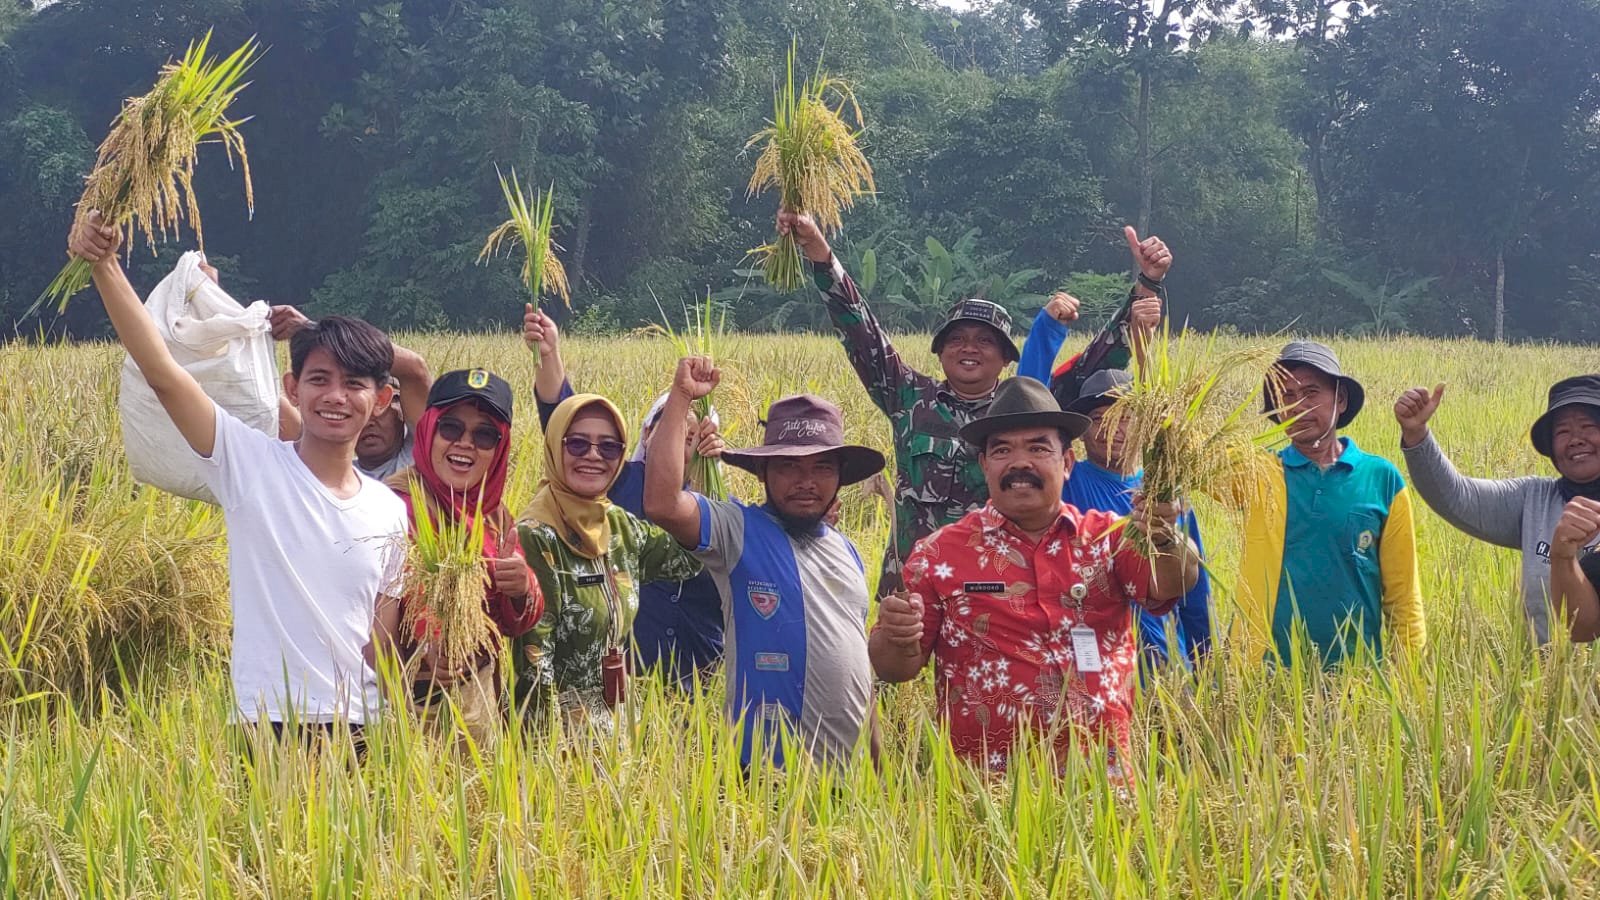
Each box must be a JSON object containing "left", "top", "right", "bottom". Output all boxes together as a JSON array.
[{"left": 1265, "top": 340, "right": 1365, "bottom": 428}]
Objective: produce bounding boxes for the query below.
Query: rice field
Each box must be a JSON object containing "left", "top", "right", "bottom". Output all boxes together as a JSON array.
[{"left": 4, "top": 328, "right": 1600, "bottom": 897}]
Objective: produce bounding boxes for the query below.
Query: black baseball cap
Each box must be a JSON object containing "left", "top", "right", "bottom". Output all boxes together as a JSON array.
[{"left": 426, "top": 368, "right": 514, "bottom": 425}]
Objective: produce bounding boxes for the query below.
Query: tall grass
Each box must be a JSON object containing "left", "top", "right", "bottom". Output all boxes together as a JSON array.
[
  {"left": 3, "top": 331, "right": 1600, "bottom": 894},
  {"left": 37, "top": 32, "right": 258, "bottom": 313}
]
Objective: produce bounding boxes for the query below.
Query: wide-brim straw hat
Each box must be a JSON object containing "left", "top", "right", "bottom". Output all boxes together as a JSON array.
[
  {"left": 959, "top": 376, "right": 1090, "bottom": 448},
  {"left": 721, "top": 394, "right": 886, "bottom": 487}
]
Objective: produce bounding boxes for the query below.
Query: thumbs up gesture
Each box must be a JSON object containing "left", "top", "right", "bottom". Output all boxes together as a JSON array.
[
  {"left": 1394, "top": 384, "right": 1446, "bottom": 448},
  {"left": 1125, "top": 225, "right": 1172, "bottom": 283}
]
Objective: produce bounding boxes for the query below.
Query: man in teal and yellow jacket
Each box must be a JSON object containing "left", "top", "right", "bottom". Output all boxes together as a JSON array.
[{"left": 1236, "top": 341, "right": 1426, "bottom": 667}]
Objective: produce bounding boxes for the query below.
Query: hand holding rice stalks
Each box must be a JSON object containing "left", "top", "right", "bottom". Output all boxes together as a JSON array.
[
  {"left": 649, "top": 291, "right": 732, "bottom": 500},
  {"left": 1102, "top": 321, "right": 1292, "bottom": 559},
  {"left": 745, "top": 43, "right": 874, "bottom": 292},
  {"left": 400, "top": 487, "right": 499, "bottom": 672},
  {"left": 479, "top": 168, "right": 570, "bottom": 308},
  {"left": 39, "top": 31, "right": 259, "bottom": 313}
]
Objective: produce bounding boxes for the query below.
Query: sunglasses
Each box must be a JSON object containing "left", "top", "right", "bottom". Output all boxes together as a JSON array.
[
  {"left": 436, "top": 417, "right": 502, "bottom": 451},
  {"left": 562, "top": 435, "right": 626, "bottom": 461}
]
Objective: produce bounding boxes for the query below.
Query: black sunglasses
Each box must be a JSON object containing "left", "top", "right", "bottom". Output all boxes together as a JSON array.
[
  {"left": 437, "top": 416, "right": 502, "bottom": 451},
  {"left": 562, "top": 435, "right": 626, "bottom": 461}
]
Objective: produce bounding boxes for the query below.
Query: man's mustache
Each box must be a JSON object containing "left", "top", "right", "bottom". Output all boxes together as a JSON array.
[{"left": 1000, "top": 470, "right": 1044, "bottom": 490}]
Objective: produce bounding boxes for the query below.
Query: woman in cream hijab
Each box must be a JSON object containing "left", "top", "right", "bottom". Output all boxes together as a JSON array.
[{"left": 514, "top": 394, "right": 701, "bottom": 731}]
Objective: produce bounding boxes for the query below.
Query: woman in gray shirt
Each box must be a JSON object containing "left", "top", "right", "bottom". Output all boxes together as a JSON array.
[{"left": 1394, "top": 375, "right": 1600, "bottom": 644}]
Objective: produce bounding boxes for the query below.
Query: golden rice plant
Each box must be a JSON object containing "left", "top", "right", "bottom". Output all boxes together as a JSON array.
[
  {"left": 648, "top": 291, "right": 733, "bottom": 500},
  {"left": 745, "top": 43, "right": 875, "bottom": 292},
  {"left": 1101, "top": 322, "right": 1292, "bottom": 558},
  {"left": 38, "top": 31, "right": 259, "bottom": 312},
  {"left": 478, "top": 167, "right": 569, "bottom": 308},
  {"left": 400, "top": 486, "right": 499, "bottom": 672}
]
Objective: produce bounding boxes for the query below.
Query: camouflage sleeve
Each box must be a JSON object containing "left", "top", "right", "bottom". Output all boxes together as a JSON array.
[{"left": 814, "top": 256, "right": 916, "bottom": 416}]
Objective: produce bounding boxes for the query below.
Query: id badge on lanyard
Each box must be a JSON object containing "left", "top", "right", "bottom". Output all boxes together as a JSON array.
[{"left": 1067, "top": 580, "right": 1103, "bottom": 679}]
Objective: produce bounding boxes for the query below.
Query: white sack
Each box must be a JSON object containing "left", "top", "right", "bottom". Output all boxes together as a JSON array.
[{"left": 118, "top": 252, "right": 280, "bottom": 503}]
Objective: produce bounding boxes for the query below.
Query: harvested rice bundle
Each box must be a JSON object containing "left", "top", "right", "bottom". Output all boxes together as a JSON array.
[
  {"left": 40, "top": 31, "right": 259, "bottom": 312},
  {"left": 478, "top": 168, "right": 569, "bottom": 308},
  {"left": 649, "top": 292, "right": 732, "bottom": 500},
  {"left": 400, "top": 487, "right": 498, "bottom": 671},
  {"left": 745, "top": 44, "right": 874, "bottom": 292},
  {"left": 1101, "top": 322, "right": 1292, "bottom": 558}
]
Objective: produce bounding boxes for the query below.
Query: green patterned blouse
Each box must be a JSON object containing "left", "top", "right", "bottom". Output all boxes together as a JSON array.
[{"left": 514, "top": 505, "right": 702, "bottom": 729}]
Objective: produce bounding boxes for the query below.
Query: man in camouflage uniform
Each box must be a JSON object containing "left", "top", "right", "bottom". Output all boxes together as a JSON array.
[{"left": 777, "top": 211, "right": 1171, "bottom": 599}]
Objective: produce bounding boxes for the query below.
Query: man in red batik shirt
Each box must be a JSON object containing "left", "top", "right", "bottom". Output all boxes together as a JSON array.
[{"left": 868, "top": 377, "right": 1199, "bottom": 773}]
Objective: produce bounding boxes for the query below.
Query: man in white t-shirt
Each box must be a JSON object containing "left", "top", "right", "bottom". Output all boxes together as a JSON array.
[
  {"left": 266, "top": 304, "right": 432, "bottom": 480},
  {"left": 69, "top": 213, "right": 408, "bottom": 748}
]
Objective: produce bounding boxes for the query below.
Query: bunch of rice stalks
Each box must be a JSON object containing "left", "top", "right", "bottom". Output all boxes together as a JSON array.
[
  {"left": 38, "top": 31, "right": 259, "bottom": 313},
  {"left": 648, "top": 292, "right": 732, "bottom": 501},
  {"left": 400, "top": 488, "right": 498, "bottom": 672},
  {"left": 478, "top": 167, "right": 569, "bottom": 308},
  {"left": 745, "top": 43, "right": 875, "bottom": 292},
  {"left": 1101, "top": 322, "right": 1291, "bottom": 558}
]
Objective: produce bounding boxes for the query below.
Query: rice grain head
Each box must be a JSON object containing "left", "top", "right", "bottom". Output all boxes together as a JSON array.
[
  {"left": 38, "top": 31, "right": 259, "bottom": 312},
  {"left": 1101, "top": 322, "right": 1292, "bottom": 558},
  {"left": 745, "top": 43, "right": 875, "bottom": 292},
  {"left": 478, "top": 167, "right": 570, "bottom": 308},
  {"left": 399, "top": 484, "right": 499, "bottom": 672}
]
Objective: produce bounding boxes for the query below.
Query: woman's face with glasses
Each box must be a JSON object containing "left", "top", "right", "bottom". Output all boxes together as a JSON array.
[
  {"left": 430, "top": 402, "right": 503, "bottom": 492},
  {"left": 563, "top": 406, "right": 625, "bottom": 498}
]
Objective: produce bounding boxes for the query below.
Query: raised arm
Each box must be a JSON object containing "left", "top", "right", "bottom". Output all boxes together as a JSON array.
[
  {"left": 780, "top": 210, "right": 917, "bottom": 415},
  {"left": 1396, "top": 385, "right": 1530, "bottom": 548},
  {"left": 522, "top": 304, "right": 570, "bottom": 409},
  {"left": 642, "top": 357, "right": 720, "bottom": 548},
  {"left": 1552, "top": 498, "right": 1600, "bottom": 642},
  {"left": 70, "top": 212, "right": 217, "bottom": 456},
  {"left": 390, "top": 341, "right": 432, "bottom": 432},
  {"left": 1124, "top": 226, "right": 1169, "bottom": 371},
  {"left": 1016, "top": 295, "right": 1077, "bottom": 384}
]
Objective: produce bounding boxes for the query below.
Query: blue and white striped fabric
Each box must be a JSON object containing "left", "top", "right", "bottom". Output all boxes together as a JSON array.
[{"left": 694, "top": 496, "right": 873, "bottom": 768}]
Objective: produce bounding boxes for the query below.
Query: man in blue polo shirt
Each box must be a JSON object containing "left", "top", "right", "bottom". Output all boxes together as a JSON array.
[
  {"left": 644, "top": 356, "right": 886, "bottom": 768},
  {"left": 1061, "top": 369, "right": 1212, "bottom": 668}
]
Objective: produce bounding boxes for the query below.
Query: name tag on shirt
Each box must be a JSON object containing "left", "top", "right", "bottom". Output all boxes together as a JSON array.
[
  {"left": 963, "top": 581, "right": 1005, "bottom": 594},
  {"left": 1070, "top": 624, "right": 1103, "bottom": 673},
  {"left": 576, "top": 573, "right": 606, "bottom": 587}
]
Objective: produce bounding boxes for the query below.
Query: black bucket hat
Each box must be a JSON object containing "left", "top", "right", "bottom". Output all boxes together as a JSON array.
[
  {"left": 426, "top": 368, "right": 514, "bottom": 425},
  {"left": 721, "top": 394, "right": 886, "bottom": 486},
  {"left": 1065, "top": 368, "right": 1133, "bottom": 416},
  {"left": 959, "top": 377, "right": 1090, "bottom": 448},
  {"left": 1264, "top": 341, "right": 1365, "bottom": 429},
  {"left": 930, "top": 299, "right": 1020, "bottom": 363},
  {"left": 1530, "top": 374, "right": 1600, "bottom": 458}
]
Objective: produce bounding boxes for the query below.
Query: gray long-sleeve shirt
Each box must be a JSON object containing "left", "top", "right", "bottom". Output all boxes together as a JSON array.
[{"left": 1402, "top": 432, "right": 1595, "bottom": 643}]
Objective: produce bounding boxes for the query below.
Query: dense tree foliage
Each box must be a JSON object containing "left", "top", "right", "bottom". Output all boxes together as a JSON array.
[{"left": 1, "top": 0, "right": 1596, "bottom": 340}]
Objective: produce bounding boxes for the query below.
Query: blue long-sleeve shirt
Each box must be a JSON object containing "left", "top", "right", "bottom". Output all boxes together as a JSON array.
[
  {"left": 1018, "top": 307, "right": 1213, "bottom": 665},
  {"left": 537, "top": 381, "right": 726, "bottom": 688}
]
